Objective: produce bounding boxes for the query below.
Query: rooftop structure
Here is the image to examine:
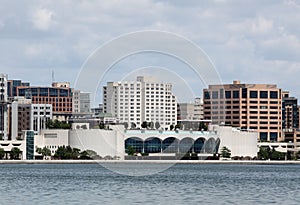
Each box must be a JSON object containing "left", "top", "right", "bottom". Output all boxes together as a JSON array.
[{"left": 203, "top": 80, "right": 282, "bottom": 141}]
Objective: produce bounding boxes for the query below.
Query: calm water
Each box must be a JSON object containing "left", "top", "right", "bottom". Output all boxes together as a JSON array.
[{"left": 0, "top": 163, "right": 299, "bottom": 205}]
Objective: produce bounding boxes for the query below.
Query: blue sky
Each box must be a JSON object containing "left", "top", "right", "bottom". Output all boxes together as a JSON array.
[{"left": 1, "top": 0, "right": 300, "bottom": 104}]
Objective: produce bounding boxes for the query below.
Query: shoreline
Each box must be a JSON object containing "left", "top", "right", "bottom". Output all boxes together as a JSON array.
[{"left": 1, "top": 159, "right": 300, "bottom": 165}]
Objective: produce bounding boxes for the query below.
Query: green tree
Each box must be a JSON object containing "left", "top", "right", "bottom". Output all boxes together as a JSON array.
[
  {"left": 10, "top": 147, "right": 21, "bottom": 160},
  {"left": 258, "top": 147, "right": 270, "bottom": 160},
  {"left": 148, "top": 122, "right": 154, "bottom": 129},
  {"left": 141, "top": 121, "right": 148, "bottom": 129},
  {"left": 131, "top": 122, "right": 136, "bottom": 129},
  {"left": 170, "top": 124, "right": 174, "bottom": 131},
  {"left": 36, "top": 146, "right": 51, "bottom": 159},
  {"left": 155, "top": 122, "right": 160, "bottom": 129},
  {"left": 54, "top": 146, "right": 81, "bottom": 159},
  {"left": 80, "top": 150, "right": 97, "bottom": 159},
  {"left": 175, "top": 124, "right": 181, "bottom": 130},
  {"left": 99, "top": 121, "right": 105, "bottom": 129},
  {"left": 126, "top": 145, "right": 135, "bottom": 156},
  {"left": 0, "top": 148, "right": 5, "bottom": 159},
  {"left": 0, "top": 133, "right": 3, "bottom": 140},
  {"left": 72, "top": 148, "right": 81, "bottom": 159},
  {"left": 270, "top": 147, "right": 285, "bottom": 160},
  {"left": 199, "top": 122, "right": 208, "bottom": 131},
  {"left": 46, "top": 120, "right": 71, "bottom": 129},
  {"left": 220, "top": 146, "right": 231, "bottom": 158},
  {"left": 86, "top": 150, "right": 97, "bottom": 158}
]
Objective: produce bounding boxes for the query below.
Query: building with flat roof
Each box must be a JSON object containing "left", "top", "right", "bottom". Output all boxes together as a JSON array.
[
  {"left": 282, "top": 91, "right": 299, "bottom": 130},
  {"left": 0, "top": 73, "right": 8, "bottom": 140},
  {"left": 15, "top": 84, "right": 73, "bottom": 115},
  {"left": 203, "top": 80, "right": 282, "bottom": 142},
  {"left": 177, "top": 97, "right": 203, "bottom": 121},
  {"left": 103, "top": 76, "right": 177, "bottom": 130},
  {"left": 7, "top": 79, "right": 30, "bottom": 102}
]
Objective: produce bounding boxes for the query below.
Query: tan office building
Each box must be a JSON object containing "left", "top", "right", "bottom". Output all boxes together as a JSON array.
[{"left": 203, "top": 80, "right": 282, "bottom": 141}]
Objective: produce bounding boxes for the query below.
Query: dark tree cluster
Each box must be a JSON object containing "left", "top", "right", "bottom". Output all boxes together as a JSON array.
[{"left": 46, "top": 120, "right": 71, "bottom": 129}]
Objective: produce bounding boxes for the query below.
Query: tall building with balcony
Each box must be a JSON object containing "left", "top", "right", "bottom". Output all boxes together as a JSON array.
[
  {"left": 0, "top": 73, "right": 8, "bottom": 140},
  {"left": 203, "top": 80, "right": 282, "bottom": 141},
  {"left": 103, "top": 76, "right": 177, "bottom": 130},
  {"left": 282, "top": 91, "right": 299, "bottom": 129},
  {"left": 281, "top": 91, "right": 300, "bottom": 145}
]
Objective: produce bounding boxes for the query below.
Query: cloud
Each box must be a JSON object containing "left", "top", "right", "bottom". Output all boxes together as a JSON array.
[
  {"left": 0, "top": 0, "right": 300, "bottom": 101},
  {"left": 228, "top": 16, "right": 273, "bottom": 36},
  {"left": 31, "top": 8, "right": 54, "bottom": 31}
]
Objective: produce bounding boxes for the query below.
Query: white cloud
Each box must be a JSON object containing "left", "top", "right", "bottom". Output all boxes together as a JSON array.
[
  {"left": 31, "top": 8, "right": 54, "bottom": 31},
  {"left": 228, "top": 16, "right": 273, "bottom": 36},
  {"left": 0, "top": 0, "right": 300, "bottom": 100}
]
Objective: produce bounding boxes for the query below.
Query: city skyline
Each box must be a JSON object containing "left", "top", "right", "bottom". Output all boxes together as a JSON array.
[{"left": 1, "top": 1, "right": 300, "bottom": 101}]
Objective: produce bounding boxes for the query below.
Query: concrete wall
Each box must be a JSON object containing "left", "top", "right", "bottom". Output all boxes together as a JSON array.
[
  {"left": 69, "top": 129, "right": 124, "bottom": 159},
  {"left": 35, "top": 129, "right": 69, "bottom": 155},
  {"left": 216, "top": 126, "right": 258, "bottom": 158}
]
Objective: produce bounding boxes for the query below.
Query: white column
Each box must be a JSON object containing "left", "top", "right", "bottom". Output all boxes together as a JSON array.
[{"left": 11, "top": 101, "right": 18, "bottom": 141}]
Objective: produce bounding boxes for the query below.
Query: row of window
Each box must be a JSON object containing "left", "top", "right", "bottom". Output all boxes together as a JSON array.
[
  {"left": 208, "top": 115, "right": 280, "bottom": 120},
  {"left": 204, "top": 90, "right": 279, "bottom": 99}
]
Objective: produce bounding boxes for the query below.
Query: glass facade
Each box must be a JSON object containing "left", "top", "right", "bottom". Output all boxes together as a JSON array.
[
  {"left": 26, "top": 131, "right": 35, "bottom": 160},
  {"left": 126, "top": 137, "right": 219, "bottom": 154},
  {"left": 125, "top": 137, "right": 143, "bottom": 153},
  {"left": 162, "top": 137, "right": 179, "bottom": 153},
  {"left": 194, "top": 138, "right": 205, "bottom": 153},
  {"left": 179, "top": 138, "right": 194, "bottom": 153},
  {"left": 144, "top": 137, "right": 161, "bottom": 153}
]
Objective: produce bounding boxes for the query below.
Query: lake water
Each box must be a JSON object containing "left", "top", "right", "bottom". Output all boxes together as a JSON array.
[{"left": 0, "top": 163, "right": 299, "bottom": 205}]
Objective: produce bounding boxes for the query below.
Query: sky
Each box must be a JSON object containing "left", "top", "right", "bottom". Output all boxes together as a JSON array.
[{"left": 1, "top": 0, "right": 300, "bottom": 105}]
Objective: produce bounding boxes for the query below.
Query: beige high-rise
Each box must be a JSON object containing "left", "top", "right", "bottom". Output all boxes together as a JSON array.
[{"left": 203, "top": 80, "right": 282, "bottom": 141}]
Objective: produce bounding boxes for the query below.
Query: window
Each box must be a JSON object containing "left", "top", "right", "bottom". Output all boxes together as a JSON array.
[
  {"left": 250, "top": 91, "right": 258, "bottom": 98},
  {"left": 212, "top": 91, "right": 218, "bottom": 99},
  {"left": 260, "top": 132, "right": 268, "bottom": 141},
  {"left": 260, "top": 91, "right": 268, "bottom": 99},
  {"left": 242, "top": 88, "right": 247, "bottom": 98},
  {"left": 270, "top": 132, "right": 278, "bottom": 141},
  {"left": 233, "top": 90, "right": 239, "bottom": 98},
  {"left": 204, "top": 91, "right": 210, "bottom": 99},
  {"left": 270, "top": 91, "right": 278, "bottom": 99},
  {"left": 225, "top": 91, "right": 231, "bottom": 99},
  {"left": 220, "top": 89, "right": 224, "bottom": 99}
]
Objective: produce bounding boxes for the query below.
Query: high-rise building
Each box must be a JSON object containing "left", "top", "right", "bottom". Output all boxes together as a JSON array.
[
  {"left": 15, "top": 83, "right": 73, "bottom": 115},
  {"left": 177, "top": 98, "right": 203, "bottom": 121},
  {"left": 11, "top": 98, "right": 31, "bottom": 140},
  {"left": 103, "top": 76, "right": 177, "bottom": 130},
  {"left": 10, "top": 97, "right": 53, "bottom": 139},
  {"left": 282, "top": 91, "right": 299, "bottom": 129},
  {"left": 203, "top": 80, "right": 282, "bottom": 141},
  {"left": 0, "top": 73, "right": 8, "bottom": 140},
  {"left": 73, "top": 90, "right": 91, "bottom": 113}
]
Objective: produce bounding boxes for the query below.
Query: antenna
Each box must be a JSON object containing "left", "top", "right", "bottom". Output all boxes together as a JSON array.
[{"left": 52, "top": 70, "right": 55, "bottom": 83}]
